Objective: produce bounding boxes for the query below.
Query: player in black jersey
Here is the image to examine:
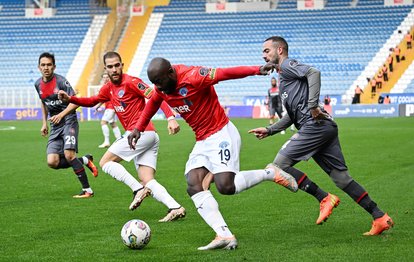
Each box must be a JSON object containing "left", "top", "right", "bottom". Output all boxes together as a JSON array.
[
  {"left": 249, "top": 36, "right": 393, "bottom": 236},
  {"left": 34, "top": 52, "right": 98, "bottom": 198}
]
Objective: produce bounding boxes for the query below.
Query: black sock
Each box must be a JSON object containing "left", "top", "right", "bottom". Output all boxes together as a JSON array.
[
  {"left": 284, "top": 167, "right": 328, "bottom": 202},
  {"left": 70, "top": 158, "right": 90, "bottom": 189},
  {"left": 58, "top": 156, "right": 85, "bottom": 168},
  {"left": 343, "top": 180, "right": 385, "bottom": 219}
]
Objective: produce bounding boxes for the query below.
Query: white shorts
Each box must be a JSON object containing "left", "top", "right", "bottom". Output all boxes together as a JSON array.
[
  {"left": 102, "top": 109, "right": 117, "bottom": 123},
  {"left": 108, "top": 131, "right": 159, "bottom": 170},
  {"left": 185, "top": 121, "right": 241, "bottom": 175}
]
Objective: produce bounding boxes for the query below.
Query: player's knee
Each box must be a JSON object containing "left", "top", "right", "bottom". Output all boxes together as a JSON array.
[
  {"left": 47, "top": 160, "right": 59, "bottom": 169},
  {"left": 215, "top": 183, "right": 235, "bottom": 195},
  {"left": 330, "top": 169, "right": 353, "bottom": 189},
  {"left": 274, "top": 153, "right": 294, "bottom": 170},
  {"left": 186, "top": 184, "right": 203, "bottom": 197}
]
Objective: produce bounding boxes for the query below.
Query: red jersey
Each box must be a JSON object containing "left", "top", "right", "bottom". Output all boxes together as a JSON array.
[
  {"left": 104, "top": 101, "right": 114, "bottom": 110},
  {"left": 70, "top": 74, "right": 174, "bottom": 131},
  {"left": 135, "top": 65, "right": 261, "bottom": 141}
]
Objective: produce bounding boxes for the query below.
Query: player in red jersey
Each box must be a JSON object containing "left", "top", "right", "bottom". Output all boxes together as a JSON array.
[
  {"left": 58, "top": 52, "right": 185, "bottom": 222},
  {"left": 128, "top": 57, "right": 298, "bottom": 250}
]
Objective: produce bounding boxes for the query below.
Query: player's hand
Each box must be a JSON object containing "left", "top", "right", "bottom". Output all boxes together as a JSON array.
[
  {"left": 310, "top": 107, "right": 330, "bottom": 122},
  {"left": 49, "top": 114, "right": 63, "bottom": 125},
  {"left": 259, "top": 63, "right": 276, "bottom": 75},
  {"left": 40, "top": 125, "right": 48, "bottom": 137},
  {"left": 58, "top": 90, "right": 70, "bottom": 103},
  {"left": 167, "top": 118, "right": 180, "bottom": 135},
  {"left": 127, "top": 128, "right": 141, "bottom": 150},
  {"left": 248, "top": 127, "right": 269, "bottom": 140}
]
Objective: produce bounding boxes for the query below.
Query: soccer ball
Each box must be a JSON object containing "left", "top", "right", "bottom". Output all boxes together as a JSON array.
[{"left": 121, "top": 219, "right": 151, "bottom": 249}]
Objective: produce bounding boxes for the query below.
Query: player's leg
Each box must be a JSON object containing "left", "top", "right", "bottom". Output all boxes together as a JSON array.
[
  {"left": 60, "top": 121, "right": 94, "bottom": 198},
  {"left": 108, "top": 110, "right": 121, "bottom": 140},
  {"left": 213, "top": 121, "right": 297, "bottom": 194},
  {"left": 186, "top": 167, "right": 237, "bottom": 250},
  {"left": 269, "top": 105, "right": 276, "bottom": 124},
  {"left": 99, "top": 121, "right": 110, "bottom": 148},
  {"left": 134, "top": 133, "right": 185, "bottom": 221},
  {"left": 64, "top": 149, "right": 94, "bottom": 198},
  {"left": 110, "top": 122, "right": 121, "bottom": 140},
  {"left": 100, "top": 146, "right": 144, "bottom": 208},
  {"left": 315, "top": 136, "right": 393, "bottom": 235}
]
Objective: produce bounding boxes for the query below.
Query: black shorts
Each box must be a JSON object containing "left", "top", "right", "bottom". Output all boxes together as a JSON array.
[
  {"left": 279, "top": 119, "right": 347, "bottom": 173},
  {"left": 47, "top": 120, "right": 79, "bottom": 155}
]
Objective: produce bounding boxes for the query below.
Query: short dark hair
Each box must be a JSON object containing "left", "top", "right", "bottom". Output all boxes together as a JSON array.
[
  {"left": 38, "top": 52, "right": 55, "bottom": 65},
  {"left": 103, "top": 51, "right": 122, "bottom": 65},
  {"left": 264, "top": 36, "right": 289, "bottom": 53}
]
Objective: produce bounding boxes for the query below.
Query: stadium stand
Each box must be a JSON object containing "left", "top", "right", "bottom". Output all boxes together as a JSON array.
[
  {"left": 130, "top": 0, "right": 412, "bottom": 105},
  {"left": 0, "top": 0, "right": 109, "bottom": 107}
]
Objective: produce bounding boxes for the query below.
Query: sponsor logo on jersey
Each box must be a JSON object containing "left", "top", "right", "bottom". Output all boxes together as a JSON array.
[
  {"left": 138, "top": 83, "right": 146, "bottom": 90},
  {"left": 281, "top": 91, "right": 288, "bottom": 100},
  {"left": 209, "top": 68, "right": 217, "bottom": 80},
  {"left": 45, "top": 100, "right": 63, "bottom": 106},
  {"left": 172, "top": 105, "right": 191, "bottom": 114},
  {"left": 199, "top": 67, "right": 209, "bottom": 76},
  {"left": 114, "top": 105, "right": 125, "bottom": 112},
  {"left": 118, "top": 89, "right": 125, "bottom": 98},
  {"left": 179, "top": 87, "right": 188, "bottom": 97}
]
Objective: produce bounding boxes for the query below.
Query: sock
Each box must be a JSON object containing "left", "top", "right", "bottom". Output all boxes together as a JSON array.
[
  {"left": 57, "top": 155, "right": 71, "bottom": 168},
  {"left": 83, "top": 187, "right": 93, "bottom": 193},
  {"left": 191, "top": 191, "right": 233, "bottom": 238},
  {"left": 80, "top": 156, "right": 88, "bottom": 165},
  {"left": 343, "top": 180, "right": 385, "bottom": 219},
  {"left": 102, "top": 161, "right": 142, "bottom": 192},
  {"left": 145, "top": 179, "right": 180, "bottom": 209},
  {"left": 284, "top": 167, "right": 328, "bottom": 202},
  {"left": 70, "top": 158, "right": 90, "bottom": 189},
  {"left": 101, "top": 125, "right": 110, "bottom": 144},
  {"left": 113, "top": 126, "right": 121, "bottom": 139},
  {"left": 234, "top": 169, "right": 272, "bottom": 194}
]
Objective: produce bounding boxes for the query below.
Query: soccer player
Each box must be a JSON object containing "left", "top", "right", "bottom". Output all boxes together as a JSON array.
[
  {"left": 127, "top": 57, "right": 298, "bottom": 250},
  {"left": 58, "top": 52, "right": 185, "bottom": 222},
  {"left": 266, "top": 77, "right": 283, "bottom": 125},
  {"left": 95, "top": 72, "right": 122, "bottom": 148},
  {"left": 249, "top": 36, "right": 394, "bottom": 235},
  {"left": 35, "top": 52, "right": 98, "bottom": 198}
]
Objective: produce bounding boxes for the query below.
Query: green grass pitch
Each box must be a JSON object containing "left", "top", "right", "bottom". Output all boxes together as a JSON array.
[{"left": 0, "top": 118, "right": 413, "bottom": 261}]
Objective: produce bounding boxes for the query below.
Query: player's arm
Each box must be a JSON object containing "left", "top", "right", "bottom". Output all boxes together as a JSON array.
[
  {"left": 49, "top": 103, "right": 79, "bottom": 125},
  {"left": 214, "top": 63, "right": 275, "bottom": 83},
  {"left": 159, "top": 101, "right": 180, "bottom": 135},
  {"left": 304, "top": 67, "right": 329, "bottom": 120},
  {"left": 40, "top": 102, "right": 49, "bottom": 137},
  {"left": 128, "top": 93, "right": 164, "bottom": 149},
  {"left": 248, "top": 114, "right": 293, "bottom": 139}
]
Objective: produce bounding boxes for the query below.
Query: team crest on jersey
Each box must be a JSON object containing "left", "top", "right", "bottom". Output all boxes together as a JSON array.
[
  {"left": 289, "top": 60, "right": 299, "bottom": 67},
  {"left": 179, "top": 87, "right": 188, "bottom": 97},
  {"left": 138, "top": 83, "right": 146, "bottom": 90},
  {"left": 199, "top": 67, "right": 209, "bottom": 76},
  {"left": 118, "top": 89, "right": 125, "bottom": 98},
  {"left": 219, "top": 141, "right": 230, "bottom": 149},
  {"left": 64, "top": 81, "right": 71, "bottom": 88}
]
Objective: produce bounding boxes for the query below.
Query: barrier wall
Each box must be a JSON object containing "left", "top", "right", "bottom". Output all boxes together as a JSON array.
[{"left": 2, "top": 104, "right": 414, "bottom": 121}]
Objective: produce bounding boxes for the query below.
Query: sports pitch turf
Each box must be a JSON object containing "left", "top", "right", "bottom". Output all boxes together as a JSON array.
[{"left": 0, "top": 118, "right": 413, "bottom": 261}]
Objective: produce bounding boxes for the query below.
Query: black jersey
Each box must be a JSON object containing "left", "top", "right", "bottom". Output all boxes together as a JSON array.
[{"left": 34, "top": 74, "right": 77, "bottom": 128}]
